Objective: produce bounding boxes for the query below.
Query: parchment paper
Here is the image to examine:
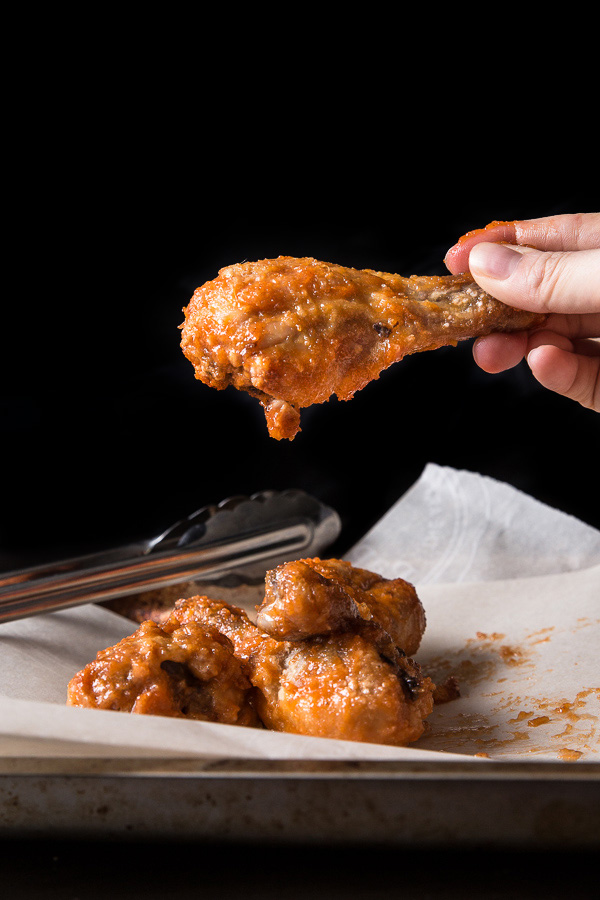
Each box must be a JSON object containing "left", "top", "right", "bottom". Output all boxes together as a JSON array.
[
  {"left": 348, "top": 463, "right": 600, "bottom": 584},
  {"left": 1, "top": 464, "right": 598, "bottom": 762}
]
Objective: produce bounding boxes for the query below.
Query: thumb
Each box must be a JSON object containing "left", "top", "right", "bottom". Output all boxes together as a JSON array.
[{"left": 468, "top": 242, "right": 600, "bottom": 316}]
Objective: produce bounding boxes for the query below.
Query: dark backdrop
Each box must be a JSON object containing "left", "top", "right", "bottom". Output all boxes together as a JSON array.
[
  {"left": 2, "top": 157, "right": 598, "bottom": 573},
  {"left": 0, "top": 164, "right": 600, "bottom": 569},
  {"left": 1, "top": 31, "right": 599, "bottom": 897}
]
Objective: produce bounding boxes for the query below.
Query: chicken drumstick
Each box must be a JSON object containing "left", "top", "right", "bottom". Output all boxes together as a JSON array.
[
  {"left": 180, "top": 256, "right": 545, "bottom": 439},
  {"left": 177, "top": 594, "right": 434, "bottom": 747}
]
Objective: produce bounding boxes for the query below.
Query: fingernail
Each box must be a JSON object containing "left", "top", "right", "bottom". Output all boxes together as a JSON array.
[{"left": 469, "top": 242, "right": 523, "bottom": 280}]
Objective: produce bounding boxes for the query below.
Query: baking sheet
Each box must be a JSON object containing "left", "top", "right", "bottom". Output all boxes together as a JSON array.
[
  {"left": 3, "top": 755, "right": 599, "bottom": 847},
  {"left": 1, "top": 465, "right": 599, "bottom": 844}
]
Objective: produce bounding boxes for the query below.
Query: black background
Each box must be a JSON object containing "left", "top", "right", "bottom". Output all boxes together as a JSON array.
[
  {"left": 2, "top": 168, "right": 598, "bottom": 571},
  {"left": 2, "top": 35, "right": 599, "bottom": 897}
]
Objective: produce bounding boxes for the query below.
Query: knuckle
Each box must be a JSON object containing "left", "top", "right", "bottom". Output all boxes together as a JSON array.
[
  {"left": 570, "top": 212, "right": 600, "bottom": 248},
  {"left": 522, "top": 251, "right": 568, "bottom": 312},
  {"left": 557, "top": 212, "right": 585, "bottom": 248}
]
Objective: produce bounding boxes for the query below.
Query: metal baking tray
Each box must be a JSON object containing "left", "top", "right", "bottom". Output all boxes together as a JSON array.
[
  {"left": 1, "top": 488, "right": 598, "bottom": 849},
  {"left": 1, "top": 757, "right": 599, "bottom": 848}
]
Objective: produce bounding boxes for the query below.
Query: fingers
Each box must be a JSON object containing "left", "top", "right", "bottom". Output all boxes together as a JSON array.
[
  {"left": 527, "top": 343, "right": 600, "bottom": 412},
  {"left": 444, "top": 220, "right": 518, "bottom": 274},
  {"left": 472, "top": 333, "right": 528, "bottom": 373},
  {"left": 448, "top": 213, "right": 600, "bottom": 409},
  {"left": 542, "top": 312, "right": 600, "bottom": 341},
  {"left": 529, "top": 329, "right": 600, "bottom": 359},
  {"left": 513, "top": 213, "right": 600, "bottom": 252},
  {"left": 467, "top": 243, "right": 600, "bottom": 315},
  {"left": 473, "top": 331, "right": 600, "bottom": 411},
  {"left": 445, "top": 213, "right": 600, "bottom": 274}
]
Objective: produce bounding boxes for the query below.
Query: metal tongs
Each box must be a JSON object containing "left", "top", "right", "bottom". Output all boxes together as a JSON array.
[{"left": 0, "top": 490, "right": 341, "bottom": 623}]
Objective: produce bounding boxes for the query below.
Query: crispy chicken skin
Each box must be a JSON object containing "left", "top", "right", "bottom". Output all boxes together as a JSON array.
[
  {"left": 168, "top": 589, "right": 434, "bottom": 746},
  {"left": 67, "top": 606, "right": 259, "bottom": 726},
  {"left": 261, "top": 633, "right": 434, "bottom": 746},
  {"left": 257, "top": 557, "right": 425, "bottom": 656},
  {"left": 180, "top": 256, "right": 546, "bottom": 439},
  {"left": 68, "top": 561, "right": 435, "bottom": 746}
]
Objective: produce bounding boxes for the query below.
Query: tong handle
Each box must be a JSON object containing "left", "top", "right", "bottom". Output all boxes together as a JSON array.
[{"left": 0, "top": 524, "right": 311, "bottom": 623}]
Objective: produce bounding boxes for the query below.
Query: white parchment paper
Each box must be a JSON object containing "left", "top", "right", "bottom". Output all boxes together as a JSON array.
[
  {"left": 348, "top": 463, "right": 600, "bottom": 584},
  {"left": 1, "top": 464, "right": 599, "bottom": 762}
]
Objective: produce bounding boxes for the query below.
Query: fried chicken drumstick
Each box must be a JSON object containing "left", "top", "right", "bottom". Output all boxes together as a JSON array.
[
  {"left": 176, "top": 591, "right": 434, "bottom": 747},
  {"left": 68, "top": 559, "right": 435, "bottom": 746},
  {"left": 258, "top": 557, "right": 425, "bottom": 656},
  {"left": 180, "top": 256, "right": 546, "bottom": 439},
  {"left": 66, "top": 610, "right": 259, "bottom": 726}
]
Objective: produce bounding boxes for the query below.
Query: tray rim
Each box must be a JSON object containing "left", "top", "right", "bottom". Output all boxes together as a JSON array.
[{"left": 2, "top": 756, "right": 599, "bottom": 780}]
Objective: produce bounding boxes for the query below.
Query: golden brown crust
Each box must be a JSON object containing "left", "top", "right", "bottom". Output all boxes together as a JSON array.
[
  {"left": 69, "top": 558, "right": 436, "bottom": 747},
  {"left": 67, "top": 604, "right": 260, "bottom": 726},
  {"left": 180, "top": 256, "right": 546, "bottom": 438},
  {"left": 257, "top": 632, "right": 434, "bottom": 746},
  {"left": 258, "top": 557, "right": 425, "bottom": 656},
  {"left": 183, "top": 591, "right": 434, "bottom": 747}
]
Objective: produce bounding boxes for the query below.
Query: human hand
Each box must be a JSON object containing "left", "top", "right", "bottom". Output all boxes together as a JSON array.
[{"left": 444, "top": 213, "right": 600, "bottom": 412}]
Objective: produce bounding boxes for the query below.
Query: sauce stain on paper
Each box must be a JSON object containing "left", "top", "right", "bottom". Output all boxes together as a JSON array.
[{"left": 419, "top": 628, "right": 599, "bottom": 761}]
